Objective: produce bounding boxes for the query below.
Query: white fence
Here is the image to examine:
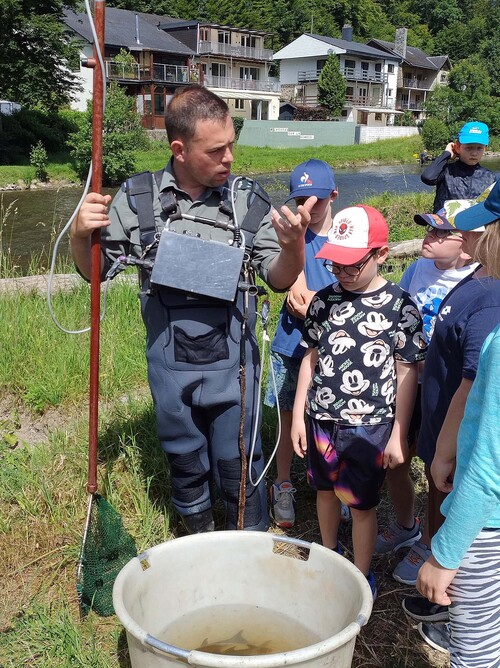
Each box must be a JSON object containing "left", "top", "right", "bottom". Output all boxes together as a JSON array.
[{"left": 357, "top": 126, "right": 420, "bottom": 143}]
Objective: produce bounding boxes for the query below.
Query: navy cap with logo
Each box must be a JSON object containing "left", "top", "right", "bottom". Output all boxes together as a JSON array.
[{"left": 285, "top": 159, "right": 336, "bottom": 202}]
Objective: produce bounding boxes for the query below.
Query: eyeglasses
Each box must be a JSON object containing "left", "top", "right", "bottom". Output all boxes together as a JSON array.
[
  {"left": 425, "top": 224, "right": 463, "bottom": 239},
  {"left": 323, "top": 250, "right": 377, "bottom": 276}
]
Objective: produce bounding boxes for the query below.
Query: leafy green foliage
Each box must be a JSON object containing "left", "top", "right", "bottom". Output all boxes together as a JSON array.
[
  {"left": 421, "top": 117, "right": 450, "bottom": 155},
  {"left": 0, "top": 0, "right": 82, "bottom": 110},
  {"left": 30, "top": 141, "right": 49, "bottom": 181},
  {"left": 318, "top": 54, "right": 347, "bottom": 117},
  {"left": 68, "top": 83, "right": 148, "bottom": 185},
  {"left": 233, "top": 116, "right": 245, "bottom": 139},
  {"left": 0, "top": 108, "right": 82, "bottom": 164}
]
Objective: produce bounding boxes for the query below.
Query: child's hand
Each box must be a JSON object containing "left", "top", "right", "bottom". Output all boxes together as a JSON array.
[
  {"left": 416, "top": 555, "right": 456, "bottom": 606},
  {"left": 383, "top": 435, "right": 407, "bottom": 469},
  {"left": 445, "top": 142, "right": 457, "bottom": 158},
  {"left": 431, "top": 454, "right": 455, "bottom": 493},
  {"left": 291, "top": 416, "right": 307, "bottom": 458}
]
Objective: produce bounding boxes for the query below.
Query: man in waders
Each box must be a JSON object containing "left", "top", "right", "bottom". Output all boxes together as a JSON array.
[{"left": 70, "top": 85, "right": 315, "bottom": 533}]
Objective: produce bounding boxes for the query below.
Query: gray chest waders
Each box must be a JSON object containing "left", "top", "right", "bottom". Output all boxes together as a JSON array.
[{"left": 114, "top": 170, "right": 270, "bottom": 529}]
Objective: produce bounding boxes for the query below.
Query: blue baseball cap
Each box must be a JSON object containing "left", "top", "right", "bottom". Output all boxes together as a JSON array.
[
  {"left": 285, "top": 159, "right": 336, "bottom": 202},
  {"left": 458, "top": 121, "right": 489, "bottom": 145},
  {"left": 454, "top": 181, "right": 500, "bottom": 230}
]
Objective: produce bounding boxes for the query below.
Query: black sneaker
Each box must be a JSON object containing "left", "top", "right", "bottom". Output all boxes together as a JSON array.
[
  {"left": 402, "top": 596, "right": 449, "bottom": 622},
  {"left": 181, "top": 509, "right": 215, "bottom": 534},
  {"left": 417, "top": 622, "right": 450, "bottom": 654}
]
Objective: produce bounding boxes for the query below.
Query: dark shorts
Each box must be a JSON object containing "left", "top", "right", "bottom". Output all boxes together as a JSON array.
[{"left": 306, "top": 418, "right": 392, "bottom": 511}]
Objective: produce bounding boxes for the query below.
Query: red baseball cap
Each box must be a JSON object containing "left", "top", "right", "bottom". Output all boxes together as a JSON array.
[{"left": 316, "top": 205, "right": 389, "bottom": 265}]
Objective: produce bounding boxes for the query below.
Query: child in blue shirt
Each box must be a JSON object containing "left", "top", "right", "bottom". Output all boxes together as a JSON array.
[
  {"left": 416, "top": 183, "right": 500, "bottom": 666},
  {"left": 266, "top": 159, "right": 338, "bottom": 528},
  {"left": 376, "top": 201, "right": 478, "bottom": 586}
]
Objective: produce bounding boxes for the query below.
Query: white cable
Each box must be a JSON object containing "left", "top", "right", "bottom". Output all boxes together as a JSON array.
[
  {"left": 47, "top": 0, "right": 107, "bottom": 334},
  {"left": 248, "top": 314, "right": 282, "bottom": 488}
]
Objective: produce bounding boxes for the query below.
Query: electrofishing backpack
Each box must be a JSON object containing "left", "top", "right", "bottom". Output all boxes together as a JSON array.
[{"left": 125, "top": 169, "right": 271, "bottom": 302}]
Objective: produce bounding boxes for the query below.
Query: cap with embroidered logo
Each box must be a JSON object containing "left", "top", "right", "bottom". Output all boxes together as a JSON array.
[
  {"left": 285, "top": 159, "right": 336, "bottom": 202},
  {"left": 454, "top": 181, "right": 500, "bottom": 231},
  {"left": 458, "top": 121, "right": 489, "bottom": 145},
  {"left": 414, "top": 199, "right": 478, "bottom": 231},
  {"left": 315, "top": 205, "right": 388, "bottom": 265}
]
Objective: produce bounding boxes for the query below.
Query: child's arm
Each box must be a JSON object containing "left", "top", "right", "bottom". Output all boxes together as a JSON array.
[
  {"left": 286, "top": 271, "right": 316, "bottom": 320},
  {"left": 383, "top": 361, "right": 418, "bottom": 469},
  {"left": 291, "top": 347, "right": 318, "bottom": 458},
  {"left": 431, "top": 377, "right": 474, "bottom": 493},
  {"left": 420, "top": 145, "right": 455, "bottom": 185}
]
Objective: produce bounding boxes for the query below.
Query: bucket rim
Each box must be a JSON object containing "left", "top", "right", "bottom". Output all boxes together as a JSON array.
[{"left": 113, "top": 532, "right": 373, "bottom": 666}]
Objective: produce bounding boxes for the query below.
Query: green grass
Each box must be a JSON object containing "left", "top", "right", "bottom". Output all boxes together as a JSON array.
[
  {"left": 0, "top": 278, "right": 147, "bottom": 410},
  {"left": 0, "top": 136, "right": 424, "bottom": 189}
]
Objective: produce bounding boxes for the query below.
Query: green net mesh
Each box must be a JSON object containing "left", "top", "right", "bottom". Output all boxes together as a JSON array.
[{"left": 78, "top": 494, "right": 137, "bottom": 616}]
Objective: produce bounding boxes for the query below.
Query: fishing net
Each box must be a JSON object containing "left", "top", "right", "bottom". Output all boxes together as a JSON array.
[{"left": 78, "top": 494, "right": 137, "bottom": 616}]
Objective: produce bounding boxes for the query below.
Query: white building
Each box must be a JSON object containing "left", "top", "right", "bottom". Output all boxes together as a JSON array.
[{"left": 274, "top": 28, "right": 402, "bottom": 126}]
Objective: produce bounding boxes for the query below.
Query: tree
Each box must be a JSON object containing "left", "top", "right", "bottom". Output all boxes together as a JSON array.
[
  {"left": 317, "top": 54, "right": 347, "bottom": 117},
  {"left": 0, "top": 0, "right": 81, "bottom": 111},
  {"left": 68, "top": 83, "right": 148, "bottom": 185}
]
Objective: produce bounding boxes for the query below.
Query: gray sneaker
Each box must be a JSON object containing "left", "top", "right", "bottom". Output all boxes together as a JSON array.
[
  {"left": 393, "top": 541, "right": 432, "bottom": 585},
  {"left": 269, "top": 481, "right": 296, "bottom": 528},
  {"left": 375, "top": 518, "right": 421, "bottom": 555}
]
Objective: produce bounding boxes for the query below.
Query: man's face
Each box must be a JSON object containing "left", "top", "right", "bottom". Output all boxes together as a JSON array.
[
  {"left": 456, "top": 142, "right": 486, "bottom": 166},
  {"left": 175, "top": 115, "right": 235, "bottom": 190}
]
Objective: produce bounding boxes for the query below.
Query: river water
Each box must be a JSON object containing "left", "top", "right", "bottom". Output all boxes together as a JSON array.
[{"left": 2, "top": 159, "right": 499, "bottom": 273}]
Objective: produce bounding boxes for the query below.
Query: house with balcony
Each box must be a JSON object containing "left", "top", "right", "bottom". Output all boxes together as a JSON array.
[
  {"left": 63, "top": 8, "right": 196, "bottom": 129},
  {"left": 159, "top": 20, "right": 280, "bottom": 120},
  {"left": 273, "top": 28, "right": 402, "bottom": 125},
  {"left": 368, "top": 28, "right": 451, "bottom": 120}
]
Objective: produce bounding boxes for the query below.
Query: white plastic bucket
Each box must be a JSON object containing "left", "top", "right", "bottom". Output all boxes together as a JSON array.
[{"left": 113, "top": 532, "right": 373, "bottom": 668}]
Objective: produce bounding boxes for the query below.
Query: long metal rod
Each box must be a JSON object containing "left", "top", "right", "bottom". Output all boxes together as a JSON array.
[{"left": 88, "top": 0, "right": 105, "bottom": 494}]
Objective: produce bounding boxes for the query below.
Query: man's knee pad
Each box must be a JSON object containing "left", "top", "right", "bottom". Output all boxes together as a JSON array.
[
  {"left": 168, "top": 451, "right": 210, "bottom": 507},
  {"left": 217, "top": 457, "right": 268, "bottom": 531}
]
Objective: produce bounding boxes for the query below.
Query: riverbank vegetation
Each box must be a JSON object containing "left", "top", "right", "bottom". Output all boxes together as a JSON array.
[
  {"left": 0, "top": 135, "right": 426, "bottom": 190},
  {"left": 1, "top": 256, "right": 444, "bottom": 667}
]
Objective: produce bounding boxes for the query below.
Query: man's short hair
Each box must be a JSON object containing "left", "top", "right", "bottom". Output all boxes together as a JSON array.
[{"left": 165, "top": 85, "right": 230, "bottom": 144}]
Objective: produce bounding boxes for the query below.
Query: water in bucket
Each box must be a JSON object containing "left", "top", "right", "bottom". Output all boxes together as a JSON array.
[{"left": 159, "top": 603, "right": 322, "bottom": 656}]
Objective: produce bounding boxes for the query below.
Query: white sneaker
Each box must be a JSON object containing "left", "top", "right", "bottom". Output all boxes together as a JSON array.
[{"left": 269, "top": 481, "right": 296, "bottom": 528}]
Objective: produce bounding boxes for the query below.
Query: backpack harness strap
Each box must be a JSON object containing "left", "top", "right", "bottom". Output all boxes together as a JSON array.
[{"left": 125, "top": 169, "right": 270, "bottom": 258}]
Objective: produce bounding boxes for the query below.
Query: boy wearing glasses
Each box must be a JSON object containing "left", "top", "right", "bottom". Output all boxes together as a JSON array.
[
  {"left": 291, "top": 205, "right": 426, "bottom": 598},
  {"left": 266, "top": 159, "right": 339, "bottom": 528},
  {"left": 376, "top": 202, "right": 478, "bottom": 588}
]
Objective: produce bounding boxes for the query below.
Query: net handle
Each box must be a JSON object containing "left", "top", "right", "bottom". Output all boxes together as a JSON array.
[{"left": 88, "top": 0, "right": 105, "bottom": 495}]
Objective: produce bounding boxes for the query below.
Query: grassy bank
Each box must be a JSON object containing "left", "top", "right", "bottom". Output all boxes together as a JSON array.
[
  {"left": 0, "top": 136, "right": 423, "bottom": 189},
  {"left": 1, "top": 275, "right": 444, "bottom": 668},
  {"left": 0, "top": 189, "right": 437, "bottom": 667}
]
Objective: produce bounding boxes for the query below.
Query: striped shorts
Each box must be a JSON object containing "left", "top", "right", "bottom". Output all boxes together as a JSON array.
[{"left": 449, "top": 529, "right": 500, "bottom": 667}]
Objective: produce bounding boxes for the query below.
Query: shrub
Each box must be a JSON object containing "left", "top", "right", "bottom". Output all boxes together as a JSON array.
[
  {"left": 30, "top": 141, "right": 48, "bottom": 181},
  {"left": 293, "top": 105, "right": 331, "bottom": 121},
  {"left": 233, "top": 116, "right": 244, "bottom": 140},
  {"left": 68, "top": 83, "right": 148, "bottom": 185},
  {"left": 421, "top": 117, "right": 450, "bottom": 155}
]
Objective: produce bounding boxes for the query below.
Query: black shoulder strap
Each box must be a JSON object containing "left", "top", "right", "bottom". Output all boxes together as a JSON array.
[
  {"left": 240, "top": 180, "right": 271, "bottom": 253},
  {"left": 126, "top": 171, "right": 156, "bottom": 250},
  {"left": 126, "top": 169, "right": 178, "bottom": 252}
]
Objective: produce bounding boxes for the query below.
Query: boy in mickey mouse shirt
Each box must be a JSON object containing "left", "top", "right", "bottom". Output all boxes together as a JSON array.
[{"left": 291, "top": 205, "right": 426, "bottom": 598}]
